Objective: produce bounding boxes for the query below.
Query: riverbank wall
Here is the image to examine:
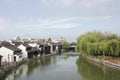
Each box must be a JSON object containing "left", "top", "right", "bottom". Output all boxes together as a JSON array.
[
  {"left": 0, "top": 60, "right": 26, "bottom": 78},
  {"left": 79, "top": 53, "right": 120, "bottom": 70}
]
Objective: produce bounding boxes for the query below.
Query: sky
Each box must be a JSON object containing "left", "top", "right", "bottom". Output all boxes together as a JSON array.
[{"left": 0, "top": 0, "right": 120, "bottom": 42}]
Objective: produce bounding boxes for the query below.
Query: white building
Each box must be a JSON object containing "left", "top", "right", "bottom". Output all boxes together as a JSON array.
[
  {"left": 17, "top": 43, "right": 33, "bottom": 59},
  {"left": 28, "top": 43, "right": 39, "bottom": 48},
  {"left": 0, "top": 41, "right": 22, "bottom": 63}
]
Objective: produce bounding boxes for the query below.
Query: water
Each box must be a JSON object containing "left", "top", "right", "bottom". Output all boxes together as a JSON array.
[{"left": 2, "top": 52, "right": 120, "bottom": 80}]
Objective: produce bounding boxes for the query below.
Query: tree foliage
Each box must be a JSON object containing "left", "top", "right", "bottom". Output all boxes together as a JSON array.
[
  {"left": 62, "top": 41, "right": 70, "bottom": 51},
  {"left": 77, "top": 31, "right": 120, "bottom": 57}
]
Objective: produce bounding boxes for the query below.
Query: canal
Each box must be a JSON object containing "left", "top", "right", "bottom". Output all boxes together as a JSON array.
[{"left": 2, "top": 52, "right": 120, "bottom": 80}]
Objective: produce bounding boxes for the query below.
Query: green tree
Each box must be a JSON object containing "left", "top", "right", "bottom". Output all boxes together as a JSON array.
[
  {"left": 77, "top": 31, "right": 120, "bottom": 57},
  {"left": 62, "top": 41, "right": 70, "bottom": 51}
]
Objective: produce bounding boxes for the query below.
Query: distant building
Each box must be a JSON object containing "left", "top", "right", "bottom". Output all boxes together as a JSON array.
[
  {"left": 60, "top": 37, "right": 65, "bottom": 42},
  {"left": 17, "top": 43, "right": 40, "bottom": 59},
  {"left": 28, "top": 42, "right": 40, "bottom": 56},
  {"left": 35, "top": 37, "right": 42, "bottom": 43},
  {"left": 51, "top": 37, "right": 65, "bottom": 43},
  {"left": 17, "top": 43, "right": 33, "bottom": 59},
  {"left": 44, "top": 44, "right": 51, "bottom": 55},
  {"left": 68, "top": 42, "right": 77, "bottom": 52},
  {"left": 28, "top": 43, "right": 39, "bottom": 48},
  {"left": 22, "top": 39, "right": 30, "bottom": 43},
  {"left": 52, "top": 39, "right": 60, "bottom": 43},
  {"left": 13, "top": 36, "right": 22, "bottom": 42},
  {"left": 30, "top": 38, "right": 36, "bottom": 43}
]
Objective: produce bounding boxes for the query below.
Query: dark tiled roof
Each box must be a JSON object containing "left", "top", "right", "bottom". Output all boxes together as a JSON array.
[
  {"left": 4, "top": 45, "right": 21, "bottom": 52},
  {"left": 15, "top": 52, "right": 22, "bottom": 55},
  {"left": 1, "top": 41, "right": 12, "bottom": 46},
  {"left": 70, "top": 42, "right": 77, "bottom": 45},
  {"left": 0, "top": 55, "right": 3, "bottom": 57},
  {"left": 45, "top": 44, "right": 51, "bottom": 47},
  {"left": 23, "top": 43, "right": 31, "bottom": 48},
  {"left": 37, "top": 43, "right": 44, "bottom": 45},
  {"left": 1, "top": 41, "right": 21, "bottom": 52},
  {"left": 13, "top": 42, "right": 23, "bottom": 47},
  {"left": 14, "top": 42, "right": 31, "bottom": 48},
  {"left": 32, "top": 47, "right": 40, "bottom": 51}
]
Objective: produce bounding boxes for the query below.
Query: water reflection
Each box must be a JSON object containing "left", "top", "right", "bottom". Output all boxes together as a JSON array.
[
  {"left": 76, "top": 57, "right": 120, "bottom": 80},
  {"left": 4, "top": 56, "right": 57, "bottom": 80},
  {"left": 2, "top": 54, "right": 120, "bottom": 80},
  {"left": 3, "top": 54, "right": 81, "bottom": 80}
]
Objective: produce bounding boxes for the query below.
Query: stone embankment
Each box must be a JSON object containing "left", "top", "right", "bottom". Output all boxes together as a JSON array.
[
  {"left": 104, "top": 60, "right": 120, "bottom": 69},
  {"left": 80, "top": 53, "right": 120, "bottom": 70},
  {"left": 0, "top": 60, "right": 25, "bottom": 77}
]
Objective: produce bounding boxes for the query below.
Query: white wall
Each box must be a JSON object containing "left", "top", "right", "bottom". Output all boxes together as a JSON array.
[
  {"left": 48, "top": 44, "right": 53, "bottom": 53},
  {"left": 29, "top": 43, "right": 39, "bottom": 48},
  {"left": 18, "top": 44, "right": 28, "bottom": 59},
  {"left": 14, "top": 54, "right": 22, "bottom": 62},
  {"left": 55, "top": 45, "right": 58, "bottom": 53},
  {"left": 0, "top": 47, "right": 14, "bottom": 62}
]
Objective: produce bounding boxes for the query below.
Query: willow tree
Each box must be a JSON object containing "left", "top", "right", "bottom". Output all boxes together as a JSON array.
[{"left": 77, "top": 31, "right": 120, "bottom": 57}]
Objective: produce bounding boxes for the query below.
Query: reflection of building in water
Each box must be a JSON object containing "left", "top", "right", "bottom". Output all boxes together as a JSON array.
[
  {"left": 5, "top": 71, "right": 14, "bottom": 80},
  {"left": 51, "top": 56, "right": 57, "bottom": 66},
  {"left": 20, "top": 64, "right": 28, "bottom": 78},
  {"left": 5, "top": 64, "right": 28, "bottom": 80},
  {"left": 5, "top": 56, "right": 58, "bottom": 80}
]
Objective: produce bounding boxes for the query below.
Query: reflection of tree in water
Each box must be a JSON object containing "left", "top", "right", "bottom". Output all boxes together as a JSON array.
[{"left": 76, "top": 57, "right": 120, "bottom": 80}]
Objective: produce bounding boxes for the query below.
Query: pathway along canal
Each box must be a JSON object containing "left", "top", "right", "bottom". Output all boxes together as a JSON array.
[{"left": 1, "top": 52, "right": 120, "bottom": 80}]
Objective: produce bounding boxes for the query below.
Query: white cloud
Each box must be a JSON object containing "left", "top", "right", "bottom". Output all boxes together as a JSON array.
[
  {"left": 40, "top": 0, "right": 119, "bottom": 14},
  {"left": 40, "top": 0, "right": 112, "bottom": 8},
  {"left": 59, "top": 0, "right": 73, "bottom": 6},
  {"left": 0, "top": 0, "right": 15, "bottom": 3},
  {"left": 41, "top": 0, "right": 74, "bottom": 6},
  {"left": 48, "top": 23, "right": 79, "bottom": 29},
  {"left": 36, "top": 16, "right": 111, "bottom": 29},
  {"left": 41, "top": 0, "right": 51, "bottom": 5},
  {"left": 0, "top": 15, "right": 112, "bottom": 31},
  {"left": 38, "top": 17, "right": 76, "bottom": 26},
  {"left": 0, "top": 18, "right": 12, "bottom": 30},
  {"left": 0, "top": 18, "right": 6, "bottom": 25},
  {"left": 38, "top": 16, "right": 111, "bottom": 26},
  {"left": 79, "top": 0, "right": 110, "bottom": 9},
  {"left": 16, "top": 17, "right": 80, "bottom": 29},
  {"left": 78, "top": 16, "right": 112, "bottom": 21}
]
